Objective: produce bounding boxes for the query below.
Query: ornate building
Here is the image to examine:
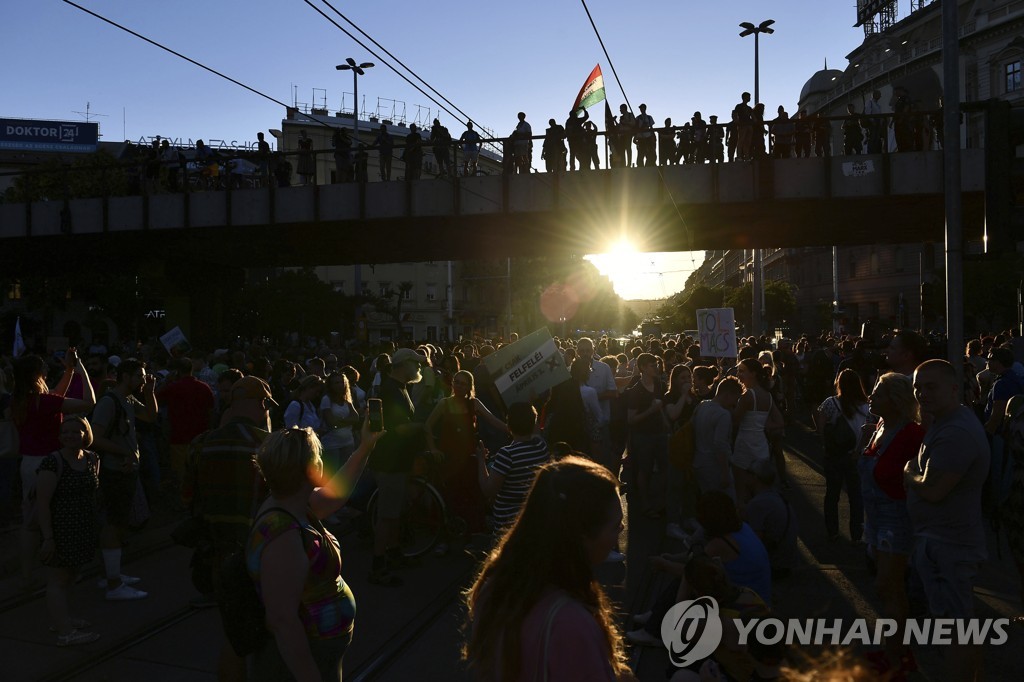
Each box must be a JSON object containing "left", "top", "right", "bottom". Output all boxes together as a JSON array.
[{"left": 688, "top": 0, "right": 1022, "bottom": 335}]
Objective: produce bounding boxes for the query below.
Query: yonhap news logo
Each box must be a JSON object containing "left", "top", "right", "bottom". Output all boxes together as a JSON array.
[
  {"left": 660, "top": 596, "right": 724, "bottom": 667},
  {"left": 659, "top": 596, "right": 1012, "bottom": 667}
]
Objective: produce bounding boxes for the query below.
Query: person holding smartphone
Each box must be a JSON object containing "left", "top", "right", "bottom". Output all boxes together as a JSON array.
[{"left": 367, "top": 348, "right": 428, "bottom": 586}]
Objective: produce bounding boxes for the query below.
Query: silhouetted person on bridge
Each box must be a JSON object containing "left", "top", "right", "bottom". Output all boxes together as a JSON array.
[
  {"left": 658, "top": 118, "right": 676, "bottom": 166},
  {"left": 843, "top": 103, "right": 863, "bottom": 155},
  {"left": 373, "top": 124, "right": 394, "bottom": 180},
  {"left": 772, "top": 106, "right": 794, "bottom": 159},
  {"left": 707, "top": 115, "right": 725, "bottom": 164},
  {"left": 459, "top": 121, "right": 481, "bottom": 176},
  {"left": 618, "top": 104, "right": 635, "bottom": 167},
  {"left": 297, "top": 130, "right": 315, "bottom": 185},
  {"left": 565, "top": 109, "right": 587, "bottom": 171},
  {"left": 733, "top": 92, "right": 753, "bottom": 161},
  {"left": 402, "top": 124, "right": 423, "bottom": 180},
  {"left": 513, "top": 112, "right": 532, "bottom": 174},
  {"left": 332, "top": 128, "right": 352, "bottom": 183},
  {"left": 542, "top": 119, "right": 567, "bottom": 174},
  {"left": 635, "top": 103, "right": 656, "bottom": 167},
  {"left": 430, "top": 118, "right": 453, "bottom": 177}
]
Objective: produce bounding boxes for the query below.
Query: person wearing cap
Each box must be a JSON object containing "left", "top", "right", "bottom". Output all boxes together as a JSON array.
[
  {"left": 183, "top": 375, "right": 276, "bottom": 678},
  {"left": 368, "top": 348, "right": 428, "bottom": 586}
]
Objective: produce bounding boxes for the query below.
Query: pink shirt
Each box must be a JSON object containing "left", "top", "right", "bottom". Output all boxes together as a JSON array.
[
  {"left": 17, "top": 393, "right": 64, "bottom": 457},
  {"left": 494, "top": 589, "right": 617, "bottom": 682}
]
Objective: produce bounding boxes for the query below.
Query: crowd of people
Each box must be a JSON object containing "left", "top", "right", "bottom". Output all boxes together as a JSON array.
[
  {"left": 12, "top": 85, "right": 947, "bottom": 204},
  {"left": 0, "top": 321, "right": 1018, "bottom": 680}
]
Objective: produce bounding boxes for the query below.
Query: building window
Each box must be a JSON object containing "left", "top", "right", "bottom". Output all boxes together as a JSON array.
[
  {"left": 426, "top": 284, "right": 437, "bottom": 301},
  {"left": 870, "top": 249, "right": 880, "bottom": 274},
  {"left": 1006, "top": 60, "right": 1022, "bottom": 93},
  {"left": 894, "top": 247, "right": 905, "bottom": 273},
  {"left": 379, "top": 282, "right": 391, "bottom": 298},
  {"left": 8, "top": 280, "right": 20, "bottom": 300},
  {"left": 402, "top": 287, "right": 412, "bottom": 301}
]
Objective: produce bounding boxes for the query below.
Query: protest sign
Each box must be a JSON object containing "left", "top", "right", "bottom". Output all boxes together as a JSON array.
[
  {"left": 482, "top": 328, "right": 570, "bottom": 407},
  {"left": 160, "top": 326, "right": 192, "bottom": 356},
  {"left": 696, "top": 308, "right": 737, "bottom": 358}
]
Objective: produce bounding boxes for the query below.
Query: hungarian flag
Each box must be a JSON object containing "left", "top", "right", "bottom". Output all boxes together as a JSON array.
[{"left": 572, "top": 64, "right": 606, "bottom": 116}]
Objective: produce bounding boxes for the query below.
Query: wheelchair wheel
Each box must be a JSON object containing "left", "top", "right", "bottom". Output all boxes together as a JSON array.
[{"left": 367, "top": 476, "right": 446, "bottom": 558}]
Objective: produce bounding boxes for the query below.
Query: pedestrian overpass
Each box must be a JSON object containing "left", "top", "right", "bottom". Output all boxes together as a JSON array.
[{"left": 0, "top": 151, "right": 990, "bottom": 273}]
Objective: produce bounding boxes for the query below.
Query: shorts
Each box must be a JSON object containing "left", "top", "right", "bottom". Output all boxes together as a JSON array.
[
  {"left": 463, "top": 149, "right": 479, "bottom": 163},
  {"left": 913, "top": 536, "right": 980, "bottom": 619},
  {"left": 373, "top": 471, "right": 407, "bottom": 521},
  {"left": 863, "top": 500, "right": 912, "bottom": 554},
  {"left": 20, "top": 455, "right": 44, "bottom": 518},
  {"left": 100, "top": 468, "right": 139, "bottom": 527}
]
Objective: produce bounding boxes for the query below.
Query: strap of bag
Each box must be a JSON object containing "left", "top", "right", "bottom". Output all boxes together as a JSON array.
[{"left": 536, "top": 595, "right": 571, "bottom": 682}]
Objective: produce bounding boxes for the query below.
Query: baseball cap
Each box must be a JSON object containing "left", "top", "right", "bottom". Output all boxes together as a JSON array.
[
  {"left": 391, "top": 348, "right": 428, "bottom": 365},
  {"left": 231, "top": 376, "right": 278, "bottom": 407}
]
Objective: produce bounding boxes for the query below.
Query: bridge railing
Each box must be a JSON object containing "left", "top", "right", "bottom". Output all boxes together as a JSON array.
[{"left": 0, "top": 108, "right": 981, "bottom": 206}]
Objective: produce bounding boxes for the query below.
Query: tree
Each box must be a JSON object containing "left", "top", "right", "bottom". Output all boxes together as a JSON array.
[
  {"left": 374, "top": 281, "right": 415, "bottom": 338},
  {"left": 722, "top": 280, "right": 796, "bottom": 334}
]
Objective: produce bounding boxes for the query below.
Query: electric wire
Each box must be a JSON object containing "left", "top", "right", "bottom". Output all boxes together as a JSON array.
[
  {"left": 578, "top": 0, "right": 699, "bottom": 269},
  {"left": 307, "top": 0, "right": 502, "bottom": 156},
  {"left": 60, "top": 0, "right": 333, "bottom": 133}
]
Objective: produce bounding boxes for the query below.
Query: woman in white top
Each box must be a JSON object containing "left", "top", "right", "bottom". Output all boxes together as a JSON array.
[
  {"left": 319, "top": 372, "right": 360, "bottom": 476},
  {"left": 731, "top": 358, "right": 779, "bottom": 503},
  {"left": 284, "top": 375, "right": 323, "bottom": 431}
]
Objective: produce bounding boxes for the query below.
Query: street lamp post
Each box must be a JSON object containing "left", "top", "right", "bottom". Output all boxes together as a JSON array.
[
  {"left": 335, "top": 57, "right": 375, "bottom": 145},
  {"left": 739, "top": 19, "right": 774, "bottom": 336}
]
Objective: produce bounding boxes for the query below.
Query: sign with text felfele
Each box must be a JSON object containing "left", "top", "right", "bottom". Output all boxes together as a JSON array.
[
  {"left": 697, "top": 308, "right": 737, "bottom": 358},
  {"left": 482, "top": 328, "right": 570, "bottom": 408}
]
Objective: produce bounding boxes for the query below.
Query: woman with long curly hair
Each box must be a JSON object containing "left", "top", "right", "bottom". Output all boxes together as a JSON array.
[{"left": 464, "top": 457, "right": 636, "bottom": 681}]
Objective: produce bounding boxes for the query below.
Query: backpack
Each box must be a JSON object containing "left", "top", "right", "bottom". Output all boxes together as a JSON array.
[
  {"left": 218, "top": 506, "right": 302, "bottom": 657},
  {"left": 90, "top": 392, "right": 128, "bottom": 443},
  {"left": 822, "top": 397, "right": 858, "bottom": 459}
]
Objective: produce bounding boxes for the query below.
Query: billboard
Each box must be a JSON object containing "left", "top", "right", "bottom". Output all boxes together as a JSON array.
[
  {"left": 856, "top": 0, "right": 894, "bottom": 26},
  {"left": 0, "top": 118, "right": 99, "bottom": 153}
]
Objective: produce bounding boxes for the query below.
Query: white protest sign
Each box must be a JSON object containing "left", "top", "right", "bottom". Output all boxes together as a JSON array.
[
  {"left": 159, "top": 326, "right": 192, "bottom": 356},
  {"left": 482, "top": 328, "right": 570, "bottom": 407},
  {"left": 697, "top": 308, "right": 737, "bottom": 358}
]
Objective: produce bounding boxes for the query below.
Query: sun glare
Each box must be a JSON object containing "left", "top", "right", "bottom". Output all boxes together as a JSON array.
[{"left": 585, "top": 238, "right": 647, "bottom": 299}]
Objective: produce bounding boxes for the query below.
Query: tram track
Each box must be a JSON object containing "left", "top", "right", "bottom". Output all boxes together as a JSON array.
[
  {"left": 347, "top": 552, "right": 480, "bottom": 681},
  {"left": 33, "top": 522, "right": 364, "bottom": 681}
]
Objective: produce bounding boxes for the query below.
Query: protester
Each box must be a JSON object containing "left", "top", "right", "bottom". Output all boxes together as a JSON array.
[
  {"left": 247, "top": 421, "right": 382, "bottom": 681},
  {"left": 464, "top": 456, "right": 634, "bottom": 681},
  {"left": 36, "top": 416, "right": 101, "bottom": 646},
  {"left": 860, "top": 372, "right": 924, "bottom": 677},
  {"left": 476, "top": 402, "right": 549, "bottom": 531},
  {"left": 11, "top": 351, "right": 96, "bottom": 586},
  {"left": 425, "top": 369, "right": 507, "bottom": 543},
  {"left": 815, "top": 369, "right": 870, "bottom": 542}
]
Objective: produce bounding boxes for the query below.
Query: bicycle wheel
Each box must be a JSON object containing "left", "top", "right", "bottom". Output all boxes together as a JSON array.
[{"left": 368, "top": 477, "right": 446, "bottom": 558}]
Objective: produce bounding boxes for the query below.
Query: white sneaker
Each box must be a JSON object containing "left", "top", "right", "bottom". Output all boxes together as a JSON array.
[
  {"left": 665, "top": 523, "right": 689, "bottom": 542},
  {"left": 106, "top": 584, "right": 148, "bottom": 601},
  {"left": 603, "top": 550, "right": 626, "bottom": 563},
  {"left": 97, "top": 574, "right": 141, "bottom": 589},
  {"left": 625, "top": 628, "right": 663, "bottom": 647},
  {"left": 632, "top": 610, "right": 653, "bottom": 626}
]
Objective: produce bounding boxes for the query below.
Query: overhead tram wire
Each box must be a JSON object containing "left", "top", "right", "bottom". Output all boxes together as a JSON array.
[
  {"left": 315, "top": 1, "right": 473, "bottom": 128},
  {"left": 304, "top": 0, "right": 502, "bottom": 157},
  {"left": 60, "top": 0, "right": 336, "bottom": 134},
  {"left": 578, "top": 0, "right": 698, "bottom": 263},
  {"left": 301, "top": 1, "right": 468, "bottom": 129}
]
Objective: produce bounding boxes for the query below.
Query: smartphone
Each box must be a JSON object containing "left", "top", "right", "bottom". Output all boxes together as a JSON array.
[{"left": 368, "top": 398, "right": 384, "bottom": 433}]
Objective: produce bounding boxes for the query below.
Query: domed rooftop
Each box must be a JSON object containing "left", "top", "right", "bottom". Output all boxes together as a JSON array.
[{"left": 799, "top": 68, "right": 844, "bottom": 104}]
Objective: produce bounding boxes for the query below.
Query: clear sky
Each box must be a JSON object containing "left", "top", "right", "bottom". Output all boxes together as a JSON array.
[{"left": 7, "top": 1, "right": 868, "bottom": 300}]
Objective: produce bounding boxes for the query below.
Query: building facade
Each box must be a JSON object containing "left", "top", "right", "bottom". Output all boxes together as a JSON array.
[{"left": 689, "top": 0, "right": 1022, "bottom": 336}]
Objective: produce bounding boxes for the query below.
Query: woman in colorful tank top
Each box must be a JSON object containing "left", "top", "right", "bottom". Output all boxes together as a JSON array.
[{"left": 247, "top": 421, "right": 382, "bottom": 681}]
